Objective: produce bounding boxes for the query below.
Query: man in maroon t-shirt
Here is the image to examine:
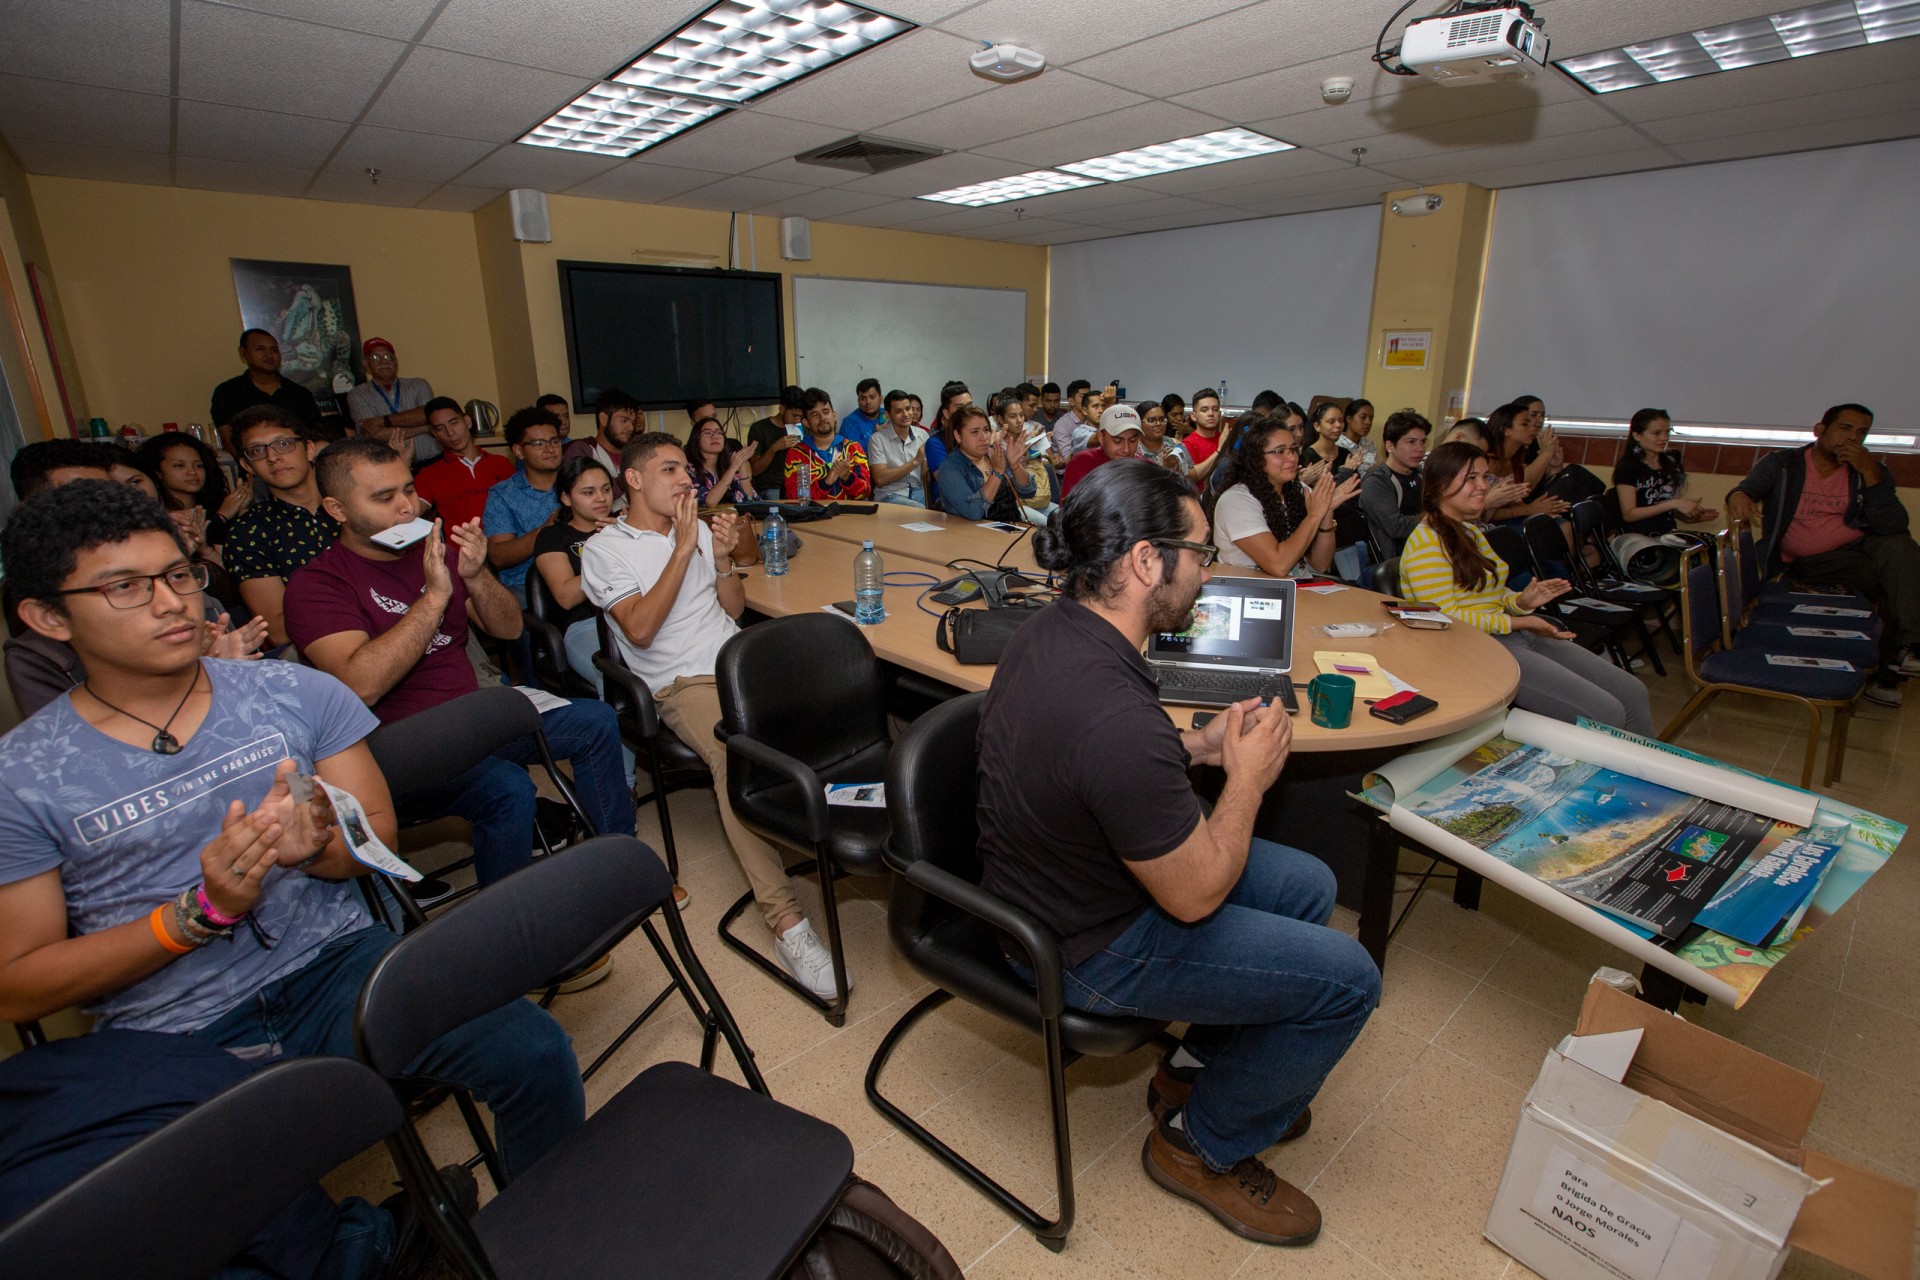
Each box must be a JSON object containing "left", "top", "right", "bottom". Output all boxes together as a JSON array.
[
  {"left": 284, "top": 439, "right": 635, "bottom": 890},
  {"left": 1060, "top": 404, "right": 1145, "bottom": 500}
]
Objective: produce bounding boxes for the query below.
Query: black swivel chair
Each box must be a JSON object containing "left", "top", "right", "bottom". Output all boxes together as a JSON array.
[
  {"left": 864, "top": 693, "right": 1170, "bottom": 1253},
  {"left": 0, "top": 1056, "right": 403, "bottom": 1280},
  {"left": 591, "top": 612, "right": 714, "bottom": 886},
  {"left": 715, "top": 614, "right": 893, "bottom": 1027},
  {"left": 355, "top": 835, "right": 861, "bottom": 1280}
]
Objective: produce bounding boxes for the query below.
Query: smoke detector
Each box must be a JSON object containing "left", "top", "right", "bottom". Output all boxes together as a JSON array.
[
  {"left": 1321, "top": 76, "right": 1354, "bottom": 104},
  {"left": 970, "top": 42, "right": 1045, "bottom": 82}
]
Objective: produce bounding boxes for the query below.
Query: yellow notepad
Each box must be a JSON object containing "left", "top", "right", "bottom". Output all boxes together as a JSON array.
[{"left": 1311, "top": 651, "right": 1396, "bottom": 700}]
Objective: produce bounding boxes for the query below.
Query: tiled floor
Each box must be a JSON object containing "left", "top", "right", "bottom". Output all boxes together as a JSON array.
[{"left": 331, "top": 658, "right": 1920, "bottom": 1278}]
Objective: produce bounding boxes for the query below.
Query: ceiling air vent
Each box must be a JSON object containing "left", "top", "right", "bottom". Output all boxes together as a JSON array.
[{"left": 794, "top": 134, "right": 945, "bottom": 174}]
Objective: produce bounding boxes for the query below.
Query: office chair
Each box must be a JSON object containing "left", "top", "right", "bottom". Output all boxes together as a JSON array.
[
  {"left": 522, "top": 567, "right": 598, "bottom": 699},
  {"left": 591, "top": 612, "right": 713, "bottom": 886}
]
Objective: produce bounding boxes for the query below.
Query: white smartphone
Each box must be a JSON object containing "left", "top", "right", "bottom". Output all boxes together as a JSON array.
[
  {"left": 784, "top": 423, "right": 804, "bottom": 438},
  {"left": 371, "top": 516, "right": 434, "bottom": 551}
]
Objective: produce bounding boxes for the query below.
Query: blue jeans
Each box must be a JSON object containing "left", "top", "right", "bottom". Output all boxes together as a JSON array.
[
  {"left": 506, "top": 699, "right": 635, "bottom": 841},
  {"left": 1058, "top": 840, "right": 1379, "bottom": 1172},
  {"left": 194, "top": 926, "right": 585, "bottom": 1183},
  {"left": 562, "top": 617, "right": 603, "bottom": 694},
  {"left": 880, "top": 490, "right": 925, "bottom": 508}
]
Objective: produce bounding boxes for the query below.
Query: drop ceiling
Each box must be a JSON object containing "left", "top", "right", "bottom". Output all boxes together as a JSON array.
[{"left": 1, "top": 0, "right": 1915, "bottom": 244}]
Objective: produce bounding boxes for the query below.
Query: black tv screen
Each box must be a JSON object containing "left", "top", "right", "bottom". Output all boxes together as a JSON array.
[{"left": 558, "top": 262, "right": 785, "bottom": 411}]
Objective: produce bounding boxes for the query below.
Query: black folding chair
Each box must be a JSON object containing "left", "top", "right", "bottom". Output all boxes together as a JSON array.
[
  {"left": 865, "top": 693, "right": 1170, "bottom": 1253},
  {"left": 0, "top": 1056, "right": 402, "bottom": 1280},
  {"left": 591, "top": 612, "right": 713, "bottom": 885},
  {"left": 1569, "top": 499, "right": 1682, "bottom": 656},
  {"left": 1525, "top": 513, "right": 1659, "bottom": 673},
  {"left": 355, "top": 836, "right": 857, "bottom": 1280}
]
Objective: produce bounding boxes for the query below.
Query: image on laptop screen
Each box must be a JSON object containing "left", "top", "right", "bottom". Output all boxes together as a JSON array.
[{"left": 1150, "top": 580, "right": 1295, "bottom": 669}]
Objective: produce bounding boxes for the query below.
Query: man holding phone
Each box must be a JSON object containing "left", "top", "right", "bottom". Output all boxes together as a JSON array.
[{"left": 783, "top": 387, "right": 871, "bottom": 500}]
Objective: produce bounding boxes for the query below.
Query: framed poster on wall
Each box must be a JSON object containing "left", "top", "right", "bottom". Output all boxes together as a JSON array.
[{"left": 230, "top": 258, "right": 362, "bottom": 402}]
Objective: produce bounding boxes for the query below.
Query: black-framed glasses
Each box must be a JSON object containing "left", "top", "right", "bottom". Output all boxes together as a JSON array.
[
  {"left": 240, "top": 436, "right": 304, "bottom": 461},
  {"left": 1152, "top": 538, "right": 1219, "bottom": 567},
  {"left": 1262, "top": 444, "right": 1301, "bottom": 458},
  {"left": 519, "top": 436, "right": 565, "bottom": 449},
  {"left": 53, "top": 563, "right": 210, "bottom": 609}
]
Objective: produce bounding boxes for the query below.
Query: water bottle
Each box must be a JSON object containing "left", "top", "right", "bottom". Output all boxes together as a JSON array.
[
  {"left": 1218, "top": 379, "right": 1228, "bottom": 406},
  {"left": 795, "top": 447, "right": 812, "bottom": 503},
  {"left": 763, "top": 508, "right": 789, "bottom": 577},
  {"left": 853, "top": 540, "right": 884, "bottom": 624}
]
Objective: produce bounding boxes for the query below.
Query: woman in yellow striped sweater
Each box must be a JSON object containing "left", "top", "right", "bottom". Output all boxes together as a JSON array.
[{"left": 1401, "top": 441, "right": 1655, "bottom": 734}]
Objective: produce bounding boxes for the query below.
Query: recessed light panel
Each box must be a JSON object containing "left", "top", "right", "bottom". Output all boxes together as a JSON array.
[
  {"left": 520, "top": 84, "right": 728, "bottom": 157},
  {"left": 918, "top": 170, "right": 1102, "bottom": 208},
  {"left": 1058, "top": 128, "right": 1294, "bottom": 182},
  {"left": 1556, "top": 0, "right": 1918, "bottom": 91},
  {"left": 611, "top": 0, "right": 913, "bottom": 104}
]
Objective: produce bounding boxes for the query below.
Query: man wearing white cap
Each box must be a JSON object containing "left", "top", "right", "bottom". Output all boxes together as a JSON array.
[
  {"left": 347, "top": 337, "right": 438, "bottom": 468},
  {"left": 1059, "top": 403, "right": 1145, "bottom": 499}
]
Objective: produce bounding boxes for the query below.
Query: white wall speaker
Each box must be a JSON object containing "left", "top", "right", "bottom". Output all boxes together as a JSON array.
[
  {"left": 780, "top": 215, "right": 812, "bottom": 261},
  {"left": 508, "top": 189, "right": 551, "bottom": 244}
]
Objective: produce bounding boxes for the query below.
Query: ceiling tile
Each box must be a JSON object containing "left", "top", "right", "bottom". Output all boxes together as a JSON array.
[
  {"left": 1248, "top": 82, "right": 1576, "bottom": 152},
  {"left": 0, "top": 0, "right": 172, "bottom": 94},
  {"left": 837, "top": 150, "right": 1029, "bottom": 196},
  {"left": 1171, "top": 52, "right": 1401, "bottom": 121},
  {"left": 996, "top": 181, "right": 1174, "bottom": 218},
  {"left": 1529, "top": 0, "right": 1804, "bottom": 59},
  {"left": 447, "top": 143, "right": 624, "bottom": 190},
  {"left": 322, "top": 124, "right": 499, "bottom": 183},
  {"left": 216, "top": 0, "right": 441, "bottom": 40},
  {"left": 7, "top": 138, "right": 173, "bottom": 184},
  {"left": 1120, "top": 144, "right": 1347, "bottom": 195},
  {"left": 1000, "top": 224, "right": 1119, "bottom": 245},
  {"left": 1380, "top": 125, "right": 1659, "bottom": 183},
  {"left": 1224, "top": 189, "right": 1385, "bottom": 218},
  {"left": 748, "top": 187, "right": 894, "bottom": 219},
  {"left": 808, "top": 199, "right": 950, "bottom": 228},
  {"left": 420, "top": 0, "right": 690, "bottom": 77},
  {"left": 640, "top": 111, "right": 849, "bottom": 173},
  {"left": 363, "top": 45, "right": 594, "bottom": 143},
  {"left": 751, "top": 29, "right": 991, "bottom": 131},
  {"left": 1303, "top": 98, "right": 1627, "bottom": 167},
  {"left": 414, "top": 183, "right": 505, "bottom": 212},
  {"left": 174, "top": 155, "right": 316, "bottom": 198},
  {"left": 1642, "top": 81, "right": 1920, "bottom": 146},
  {"left": 739, "top": 156, "right": 866, "bottom": 188},
  {"left": 178, "top": 2, "right": 405, "bottom": 119},
  {"left": 1069, "top": 0, "right": 1387, "bottom": 90},
  {"left": 660, "top": 174, "right": 818, "bottom": 211},
  {"left": 302, "top": 171, "right": 443, "bottom": 206},
  {"left": 962, "top": 216, "right": 1090, "bottom": 241},
  {"left": 1448, "top": 147, "right": 1681, "bottom": 190},
  {"left": 879, "top": 71, "right": 1148, "bottom": 150},
  {"left": 1055, "top": 193, "right": 1221, "bottom": 221},
  {"left": 0, "top": 76, "right": 170, "bottom": 151},
  {"left": 1101, "top": 207, "right": 1267, "bottom": 233},
  {"left": 972, "top": 100, "right": 1233, "bottom": 167},
  {"left": 931, "top": 0, "right": 1259, "bottom": 62},
  {"left": 1206, "top": 162, "right": 1407, "bottom": 206},
  {"left": 1666, "top": 111, "right": 1920, "bottom": 165},
  {"left": 563, "top": 159, "right": 739, "bottom": 203},
  {"left": 892, "top": 205, "right": 1030, "bottom": 234},
  {"left": 177, "top": 99, "right": 352, "bottom": 167},
  {"left": 1584, "top": 40, "right": 1920, "bottom": 123}
]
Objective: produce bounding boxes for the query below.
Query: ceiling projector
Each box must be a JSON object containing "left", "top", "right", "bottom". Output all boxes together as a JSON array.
[
  {"left": 1400, "top": 5, "right": 1548, "bottom": 85},
  {"left": 970, "top": 43, "right": 1045, "bottom": 82}
]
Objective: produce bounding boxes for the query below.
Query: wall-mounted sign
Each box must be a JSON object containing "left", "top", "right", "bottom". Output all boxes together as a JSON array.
[{"left": 1382, "top": 329, "right": 1431, "bottom": 370}]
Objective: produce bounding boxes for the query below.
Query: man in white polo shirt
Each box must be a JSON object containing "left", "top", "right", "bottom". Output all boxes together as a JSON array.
[{"left": 579, "top": 431, "right": 843, "bottom": 999}]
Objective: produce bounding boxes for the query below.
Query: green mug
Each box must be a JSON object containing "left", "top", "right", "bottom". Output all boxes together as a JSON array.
[{"left": 1308, "top": 673, "right": 1356, "bottom": 729}]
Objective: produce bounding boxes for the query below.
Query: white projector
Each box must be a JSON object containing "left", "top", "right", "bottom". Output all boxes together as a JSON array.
[{"left": 1400, "top": 5, "right": 1548, "bottom": 85}]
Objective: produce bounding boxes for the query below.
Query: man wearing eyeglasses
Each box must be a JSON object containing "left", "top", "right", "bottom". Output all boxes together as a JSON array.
[
  {"left": 347, "top": 337, "right": 438, "bottom": 469},
  {"left": 221, "top": 406, "right": 334, "bottom": 651},
  {"left": 976, "top": 460, "right": 1378, "bottom": 1249},
  {"left": 482, "top": 406, "right": 567, "bottom": 603}
]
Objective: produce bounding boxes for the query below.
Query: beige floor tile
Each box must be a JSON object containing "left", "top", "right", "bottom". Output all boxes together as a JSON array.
[
  {"left": 1388, "top": 890, "right": 1523, "bottom": 979},
  {"left": 1229, "top": 1227, "right": 1394, "bottom": 1278},
  {"left": 855, "top": 1123, "right": 1037, "bottom": 1271},
  {"left": 1073, "top": 1114, "right": 1261, "bottom": 1280},
  {"left": 881, "top": 994, "right": 1027, "bottom": 1099},
  {"left": 1823, "top": 992, "right": 1920, "bottom": 1074},
  {"left": 1781, "top": 899, "right": 1854, "bottom": 990},
  {"left": 1481, "top": 918, "right": 1623, "bottom": 1021},
  {"left": 1373, "top": 1045, "right": 1526, "bottom": 1196},
  {"left": 765, "top": 990, "right": 945, "bottom": 1155},
  {"left": 1432, "top": 985, "right": 1573, "bottom": 1090},
  {"left": 967, "top": 1226, "right": 1149, "bottom": 1279},
  {"left": 1374, "top": 942, "right": 1481, "bottom": 1041},
  {"left": 1308, "top": 1119, "right": 1513, "bottom": 1279},
  {"left": 1836, "top": 929, "right": 1920, "bottom": 1010},
  {"left": 1808, "top": 1055, "right": 1920, "bottom": 1184},
  {"left": 1691, "top": 970, "right": 1836, "bottom": 1061}
]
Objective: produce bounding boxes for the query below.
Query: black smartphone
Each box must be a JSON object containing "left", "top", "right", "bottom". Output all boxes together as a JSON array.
[
  {"left": 1191, "top": 711, "right": 1217, "bottom": 730},
  {"left": 1369, "top": 691, "right": 1438, "bottom": 724}
]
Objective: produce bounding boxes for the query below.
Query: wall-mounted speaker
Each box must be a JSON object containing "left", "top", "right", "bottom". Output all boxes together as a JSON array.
[
  {"left": 509, "top": 189, "right": 551, "bottom": 244},
  {"left": 780, "top": 215, "right": 812, "bottom": 261}
]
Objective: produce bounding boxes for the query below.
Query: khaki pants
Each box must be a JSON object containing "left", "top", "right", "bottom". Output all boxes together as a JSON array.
[{"left": 655, "top": 675, "right": 800, "bottom": 932}]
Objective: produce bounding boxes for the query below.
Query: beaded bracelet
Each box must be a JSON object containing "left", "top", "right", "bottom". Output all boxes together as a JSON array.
[
  {"left": 173, "top": 888, "right": 233, "bottom": 944},
  {"left": 196, "top": 884, "right": 245, "bottom": 928},
  {"left": 149, "top": 905, "right": 195, "bottom": 955}
]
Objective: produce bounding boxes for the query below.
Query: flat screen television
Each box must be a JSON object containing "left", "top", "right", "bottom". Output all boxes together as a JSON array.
[{"left": 557, "top": 262, "right": 785, "bottom": 411}]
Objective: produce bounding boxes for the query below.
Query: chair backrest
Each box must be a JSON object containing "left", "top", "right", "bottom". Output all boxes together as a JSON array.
[
  {"left": 366, "top": 684, "right": 541, "bottom": 803},
  {"left": 716, "top": 614, "right": 890, "bottom": 776},
  {"left": 354, "top": 835, "right": 673, "bottom": 1077},
  {"left": 883, "top": 691, "right": 985, "bottom": 886},
  {"left": 1372, "top": 556, "right": 1401, "bottom": 600},
  {"left": 1676, "top": 544, "right": 1721, "bottom": 665},
  {"left": 525, "top": 560, "right": 564, "bottom": 628},
  {"left": 1717, "top": 529, "right": 1747, "bottom": 643},
  {"left": 1521, "top": 515, "right": 1572, "bottom": 588},
  {"left": 1482, "top": 522, "right": 1533, "bottom": 587},
  {"left": 1732, "top": 519, "right": 1763, "bottom": 609},
  {"left": 0, "top": 1056, "right": 401, "bottom": 1280}
]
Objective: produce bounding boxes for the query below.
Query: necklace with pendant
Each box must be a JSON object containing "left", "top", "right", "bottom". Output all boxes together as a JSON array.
[{"left": 83, "top": 665, "right": 201, "bottom": 755}]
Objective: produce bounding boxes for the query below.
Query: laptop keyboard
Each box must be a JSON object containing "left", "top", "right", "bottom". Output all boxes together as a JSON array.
[{"left": 1155, "top": 668, "right": 1298, "bottom": 712}]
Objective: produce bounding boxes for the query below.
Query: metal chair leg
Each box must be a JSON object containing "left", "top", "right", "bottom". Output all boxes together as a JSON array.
[{"left": 716, "top": 854, "right": 854, "bottom": 1026}]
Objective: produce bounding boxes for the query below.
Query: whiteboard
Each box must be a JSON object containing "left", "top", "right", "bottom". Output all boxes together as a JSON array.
[{"left": 793, "top": 276, "right": 1028, "bottom": 411}]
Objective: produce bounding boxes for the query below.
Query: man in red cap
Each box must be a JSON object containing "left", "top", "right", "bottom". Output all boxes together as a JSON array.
[{"left": 346, "top": 337, "right": 438, "bottom": 470}]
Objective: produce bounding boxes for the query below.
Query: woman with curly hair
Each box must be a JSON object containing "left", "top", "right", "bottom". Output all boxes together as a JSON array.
[
  {"left": 1202, "top": 414, "right": 1360, "bottom": 578},
  {"left": 684, "top": 415, "right": 756, "bottom": 507}
]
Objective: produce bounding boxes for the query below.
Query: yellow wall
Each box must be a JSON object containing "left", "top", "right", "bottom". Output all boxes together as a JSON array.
[
  {"left": 27, "top": 178, "right": 501, "bottom": 430},
  {"left": 1359, "top": 182, "right": 1494, "bottom": 428}
]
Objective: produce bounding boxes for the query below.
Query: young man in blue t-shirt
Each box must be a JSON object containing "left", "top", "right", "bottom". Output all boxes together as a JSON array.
[{"left": 0, "top": 484, "right": 584, "bottom": 1194}]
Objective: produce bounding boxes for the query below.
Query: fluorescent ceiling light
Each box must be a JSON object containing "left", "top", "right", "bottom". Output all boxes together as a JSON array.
[
  {"left": 611, "top": 0, "right": 912, "bottom": 104},
  {"left": 1058, "top": 128, "right": 1294, "bottom": 182},
  {"left": 1550, "top": 418, "right": 1918, "bottom": 449},
  {"left": 520, "top": 84, "right": 729, "bottom": 156},
  {"left": 918, "top": 170, "right": 1102, "bottom": 207},
  {"left": 1555, "top": 0, "right": 1918, "bottom": 92}
]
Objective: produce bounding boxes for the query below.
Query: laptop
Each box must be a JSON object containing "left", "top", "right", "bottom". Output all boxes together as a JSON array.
[{"left": 1148, "top": 576, "right": 1300, "bottom": 713}]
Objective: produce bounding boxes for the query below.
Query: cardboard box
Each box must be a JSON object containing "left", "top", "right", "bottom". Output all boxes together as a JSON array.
[{"left": 1485, "top": 978, "right": 1915, "bottom": 1280}]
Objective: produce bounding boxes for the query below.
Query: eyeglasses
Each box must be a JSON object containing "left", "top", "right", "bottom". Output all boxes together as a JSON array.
[
  {"left": 1262, "top": 444, "right": 1300, "bottom": 458},
  {"left": 1152, "top": 538, "right": 1219, "bottom": 567},
  {"left": 240, "top": 436, "right": 303, "bottom": 461},
  {"left": 53, "top": 563, "right": 210, "bottom": 609},
  {"left": 519, "top": 436, "right": 565, "bottom": 449}
]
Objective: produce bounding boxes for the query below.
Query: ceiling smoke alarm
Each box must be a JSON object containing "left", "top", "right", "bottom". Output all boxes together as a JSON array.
[{"left": 969, "top": 42, "right": 1045, "bottom": 82}]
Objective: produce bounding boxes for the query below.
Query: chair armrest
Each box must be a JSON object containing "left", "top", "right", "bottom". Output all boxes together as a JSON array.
[
  {"left": 520, "top": 609, "right": 567, "bottom": 688},
  {"left": 592, "top": 652, "right": 662, "bottom": 739},
  {"left": 726, "top": 733, "right": 830, "bottom": 841},
  {"left": 900, "top": 861, "right": 1065, "bottom": 1019}
]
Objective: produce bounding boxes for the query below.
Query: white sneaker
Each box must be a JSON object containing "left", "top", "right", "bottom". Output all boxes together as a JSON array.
[
  {"left": 774, "top": 920, "right": 848, "bottom": 1001},
  {"left": 1864, "top": 681, "right": 1903, "bottom": 708},
  {"left": 1893, "top": 648, "right": 1920, "bottom": 678}
]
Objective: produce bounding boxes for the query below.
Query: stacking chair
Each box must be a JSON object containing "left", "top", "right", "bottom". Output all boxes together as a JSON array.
[
  {"left": 715, "top": 614, "right": 893, "bottom": 1027},
  {"left": 0, "top": 1056, "right": 403, "bottom": 1280},
  {"left": 1662, "top": 544, "right": 1865, "bottom": 789},
  {"left": 865, "top": 693, "right": 1170, "bottom": 1253},
  {"left": 1726, "top": 519, "right": 1877, "bottom": 630},
  {"left": 1568, "top": 499, "right": 1682, "bottom": 659},
  {"left": 1717, "top": 531, "right": 1878, "bottom": 672},
  {"left": 522, "top": 568, "right": 598, "bottom": 699},
  {"left": 1523, "top": 513, "right": 1650, "bottom": 671},
  {"left": 592, "top": 612, "right": 713, "bottom": 886},
  {"left": 355, "top": 835, "right": 861, "bottom": 1280}
]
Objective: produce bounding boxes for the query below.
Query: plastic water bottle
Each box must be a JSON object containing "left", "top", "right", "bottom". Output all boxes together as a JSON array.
[
  {"left": 1218, "top": 379, "right": 1228, "bottom": 406},
  {"left": 853, "top": 540, "right": 884, "bottom": 624},
  {"left": 763, "top": 508, "right": 789, "bottom": 577},
  {"left": 795, "top": 447, "right": 812, "bottom": 503}
]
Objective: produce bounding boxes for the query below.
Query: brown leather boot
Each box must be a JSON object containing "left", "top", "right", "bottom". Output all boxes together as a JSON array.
[
  {"left": 1142, "top": 1119, "right": 1321, "bottom": 1246},
  {"left": 1146, "top": 1062, "right": 1312, "bottom": 1144}
]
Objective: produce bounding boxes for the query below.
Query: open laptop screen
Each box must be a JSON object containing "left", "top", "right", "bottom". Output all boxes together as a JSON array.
[{"left": 1148, "top": 578, "right": 1296, "bottom": 670}]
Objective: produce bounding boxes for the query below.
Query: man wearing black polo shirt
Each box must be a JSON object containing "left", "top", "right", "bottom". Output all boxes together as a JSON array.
[
  {"left": 209, "top": 330, "right": 322, "bottom": 440},
  {"left": 979, "top": 460, "right": 1378, "bottom": 1248},
  {"left": 223, "top": 406, "right": 335, "bottom": 650}
]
